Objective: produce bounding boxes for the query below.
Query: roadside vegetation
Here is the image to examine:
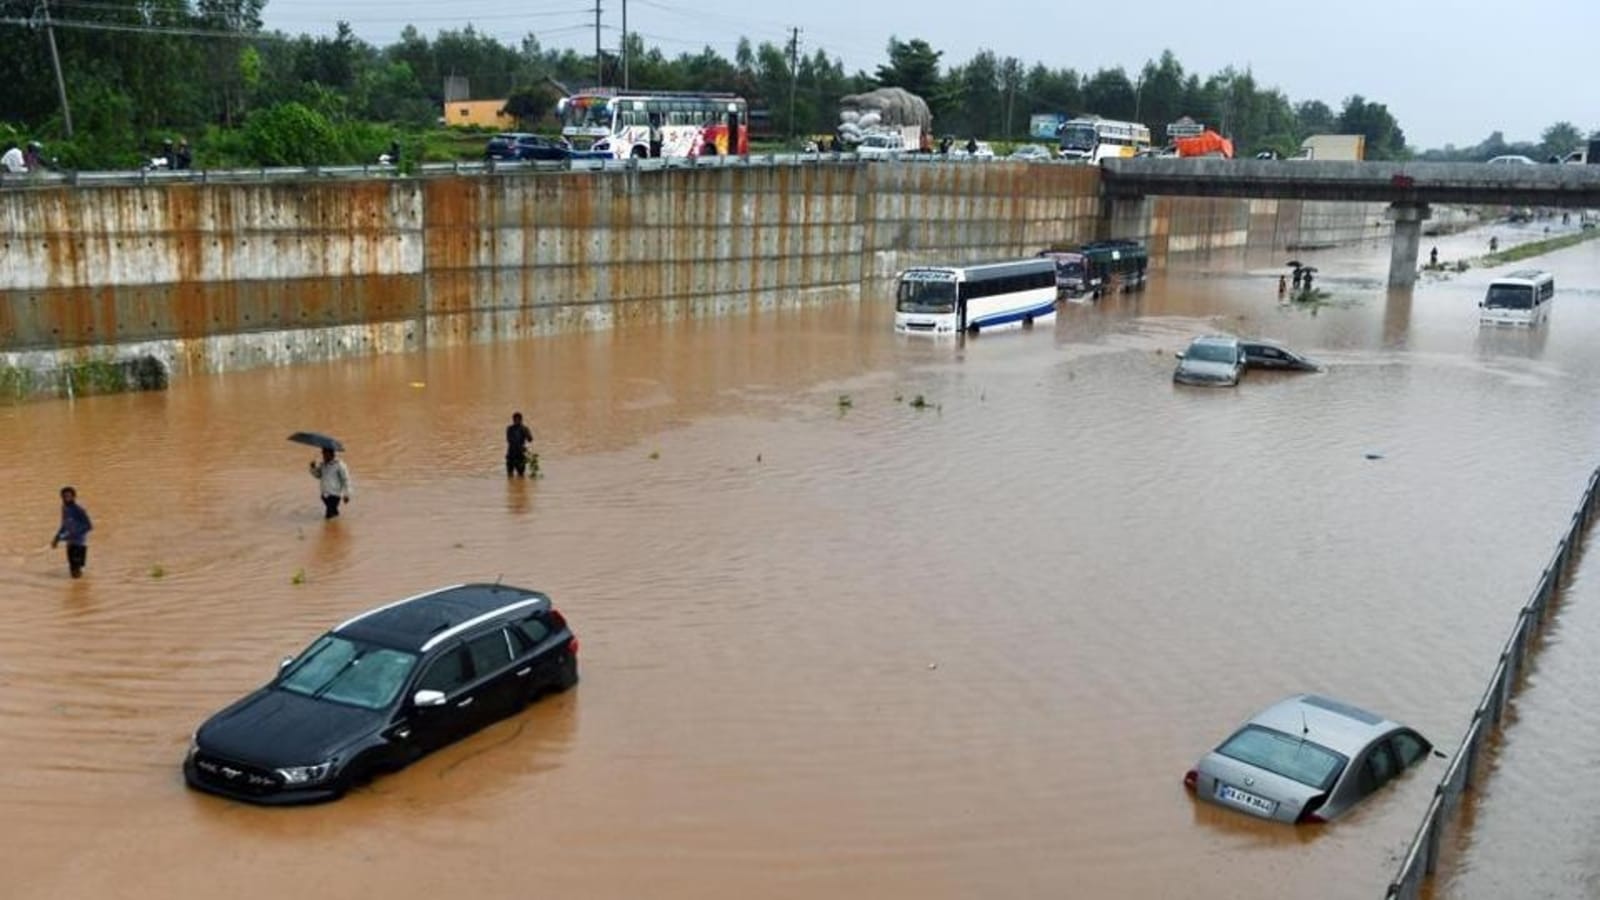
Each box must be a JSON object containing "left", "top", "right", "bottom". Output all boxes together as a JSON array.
[
  {"left": 1481, "top": 228, "right": 1600, "bottom": 267},
  {"left": 0, "top": 1, "right": 1418, "bottom": 169}
]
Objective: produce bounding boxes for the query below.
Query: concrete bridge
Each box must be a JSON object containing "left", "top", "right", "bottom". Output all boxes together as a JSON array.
[{"left": 1102, "top": 159, "right": 1600, "bottom": 286}]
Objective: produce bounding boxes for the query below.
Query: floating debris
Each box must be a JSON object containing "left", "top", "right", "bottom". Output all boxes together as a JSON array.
[
  {"left": 648, "top": 450, "right": 660, "bottom": 460},
  {"left": 291, "top": 568, "right": 306, "bottom": 585},
  {"left": 149, "top": 564, "right": 166, "bottom": 579},
  {"left": 1365, "top": 452, "right": 1385, "bottom": 460},
  {"left": 910, "top": 395, "right": 929, "bottom": 410}
]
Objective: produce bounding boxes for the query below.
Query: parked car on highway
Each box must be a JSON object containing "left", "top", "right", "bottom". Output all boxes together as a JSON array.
[
  {"left": 855, "top": 132, "right": 907, "bottom": 160},
  {"left": 1009, "top": 144, "right": 1052, "bottom": 161},
  {"left": 184, "top": 582, "right": 579, "bottom": 804},
  {"left": 951, "top": 141, "right": 995, "bottom": 160},
  {"left": 1173, "top": 335, "right": 1246, "bottom": 386},
  {"left": 1486, "top": 154, "right": 1537, "bottom": 166},
  {"left": 1240, "top": 339, "right": 1321, "bottom": 372},
  {"left": 486, "top": 132, "right": 570, "bottom": 162},
  {"left": 1184, "top": 694, "right": 1433, "bottom": 824}
]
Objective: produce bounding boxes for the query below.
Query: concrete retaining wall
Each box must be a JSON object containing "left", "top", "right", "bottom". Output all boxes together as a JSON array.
[{"left": 0, "top": 160, "right": 1386, "bottom": 399}]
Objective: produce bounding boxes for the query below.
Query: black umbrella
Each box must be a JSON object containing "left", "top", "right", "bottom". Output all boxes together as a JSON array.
[
  {"left": 1285, "top": 259, "right": 1304, "bottom": 268},
  {"left": 288, "top": 431, "right": 345, "bottom": 452},
  {"left": 1301, "top": 266, "right": 1319, "bottom": 274}
]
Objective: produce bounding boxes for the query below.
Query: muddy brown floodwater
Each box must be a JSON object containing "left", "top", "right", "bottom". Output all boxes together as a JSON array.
[{"left": 4, "top": 223, "right": 1600, "bottom": 900}]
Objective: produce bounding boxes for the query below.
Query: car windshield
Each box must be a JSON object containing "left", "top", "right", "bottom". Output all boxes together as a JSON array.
[
  {"left": 1185, "top": 342, "right": 1238, "bottom": 364},
  {"left": 1217, "top": 725, "right": 1347, "bottom": 790},
  {"left": 278, "top": 635, "right": 417, "bottom": 711},
  {"left": 1485, "top": 284, "right": 1533, "bottom": 309},
  {"left": 897, "top": 278, "right": 956, "bottom": 314}
]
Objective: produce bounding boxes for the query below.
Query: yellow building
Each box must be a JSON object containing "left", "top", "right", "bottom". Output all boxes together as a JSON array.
[{"left": 443, "top": 100, "right": 515, "bottom": 130}]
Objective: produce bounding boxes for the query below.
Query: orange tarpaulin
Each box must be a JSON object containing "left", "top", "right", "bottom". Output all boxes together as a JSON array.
[{"left": 1175, "top": 130, "right": 1234, "bottom": 158}]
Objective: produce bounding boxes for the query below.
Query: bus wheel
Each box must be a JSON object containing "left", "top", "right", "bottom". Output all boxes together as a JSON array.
[
  {"left": 1023, "top": 316, "right": 1033, "bottom": 328},
  {"left": 631, "top": 146, "right": 647, "bottom": 159}
]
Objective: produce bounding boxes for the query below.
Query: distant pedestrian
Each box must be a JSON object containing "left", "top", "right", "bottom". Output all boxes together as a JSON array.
[
  {"left": 965, "top": 136, "right": 978, "bottom": 156},
  {"left": 1, "top": 142, "right": 25, "bottom": 173},
  {"left": 23, "top": 141, "right": 44, "bottom": 171},
  {"left": 505, "top": 412, "right": 535, "bottom": 478},
  {"left": 51, "top": 486, "right": 92, "bottom": 578},
  {"left": 174, "top": 139, "right": 192, "bottom": 171},
  {"left": 648, "top": 113, "right": 663, "bottom": 159},
  {"left": 1489, "top": 236, "right": 1499, "bottom": 252},
  {"left": 308, "top": 447, "right": 352, "bottom": 519},
  {"left": 1429, "top": 246, "right": 1438, "bottom": 268},
  {"left": 939, "top": 136, "right": 952, "bottom": 155},
  {"left": 1277, "top": 274, "right": 1287, "bottom": 297},
  {"left": 1292, "top": 266, "right": 1304, "bottom": 290},
  {"left": 1303, "top": 269, "right": 1315, "bottom": 291}
]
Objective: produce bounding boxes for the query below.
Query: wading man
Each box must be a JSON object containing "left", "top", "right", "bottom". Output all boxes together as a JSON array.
[
  {"left": 309, "top": 447, "right": 352, "bottom": 519},
  {"left": 506, "top": 412, "right": 535, "bottom": 478},
  {"left": 51, "top": 486, "right": 93, "bottom": 578}
]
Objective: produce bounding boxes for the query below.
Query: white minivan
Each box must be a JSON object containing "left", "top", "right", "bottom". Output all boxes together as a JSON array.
[{"left": 1480, "top": 269, "right": 1555, "bottom": 326}]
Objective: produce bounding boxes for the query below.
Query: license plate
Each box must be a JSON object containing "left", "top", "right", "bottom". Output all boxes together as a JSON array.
[{"left": 1216, "top": 783, "right": 1277, "bottom": 816}]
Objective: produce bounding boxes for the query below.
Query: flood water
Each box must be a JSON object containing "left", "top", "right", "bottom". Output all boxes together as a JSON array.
[{"left": 4, "top": 221, "right": 1600, "bottom": 900}]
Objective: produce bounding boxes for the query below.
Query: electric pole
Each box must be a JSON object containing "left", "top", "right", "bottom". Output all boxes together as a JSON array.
[
  {"left": 786, "top": 27, "right": 800, "bottom": 140},
  {"left": 40, "top": 0, "right": 73, "bottom": 137},
  {"left": 593, "top": 0, "right": 602, "bottom": 87},
  {"left": 621, "top": 0, "right": 629, "bottom": 89}
]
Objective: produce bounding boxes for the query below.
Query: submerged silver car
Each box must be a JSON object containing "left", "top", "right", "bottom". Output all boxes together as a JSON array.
[
  {"left": 1173, "top": 335, "right": 1246, "bottom": 386},
  {"left": 1184, "top": 694, "right": 1432, "bottom": 824}
]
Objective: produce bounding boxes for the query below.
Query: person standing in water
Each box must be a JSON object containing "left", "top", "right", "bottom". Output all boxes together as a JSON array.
[
  {"left": 309, "top": 447, "right": 352, "bottom": 519},
  {"left": 505, "top": 412, "right": 535, "bottom": 478},
  {"left": 51, "top": 486, "right": 93, "bottom": 578}
]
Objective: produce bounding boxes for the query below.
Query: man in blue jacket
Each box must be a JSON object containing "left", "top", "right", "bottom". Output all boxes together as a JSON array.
[{"left": 51, "top": 486, "right": 93, "bottom": 578}]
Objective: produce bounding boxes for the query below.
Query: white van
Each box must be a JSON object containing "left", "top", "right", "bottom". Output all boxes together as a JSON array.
[{"left": 1480, "top": 269, "right": 1555, "bottom": 326}]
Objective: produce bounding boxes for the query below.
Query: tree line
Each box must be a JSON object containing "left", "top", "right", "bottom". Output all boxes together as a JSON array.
[{"left": 1, "top": 1, "right": 1421, "bottom": 167}]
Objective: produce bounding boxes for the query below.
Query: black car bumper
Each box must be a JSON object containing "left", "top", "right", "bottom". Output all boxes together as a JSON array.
[{"left": 183, "top": 757, "right": 343, "bottom": 806}]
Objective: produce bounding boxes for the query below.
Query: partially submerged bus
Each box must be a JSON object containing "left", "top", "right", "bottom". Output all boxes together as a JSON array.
[
  {"left": 1058, "top": 117, "right": 1152, "bottom": 163},
  {"left": 1038, "top": 240, "right": 1149, "bottom": 299},
  {"left": 1480, "top": 269, "right": 1554, "bottom": 326},
  {"left": 557, "top": 90, "right": 749, "bottom": 159},
  {"left": 894, "top": 258, "right": 1059, "bottom": 335}
]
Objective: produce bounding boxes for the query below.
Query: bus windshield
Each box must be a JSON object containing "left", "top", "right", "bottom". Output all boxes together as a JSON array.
[
  {"left": 1060, "top": 124, "right": 1097, "bottom": 150},
  {"left": 1485, "top": 284, "right": 1533, "bottom": 309},
  {"left": 897, "top": 280, "right": 956, "bottom": 314},
  {"left": 562, "top": 100, "right": 613, "bottom": 130}
]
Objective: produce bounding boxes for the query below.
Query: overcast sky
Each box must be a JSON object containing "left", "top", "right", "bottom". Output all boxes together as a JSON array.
[{"left": 263, "top": 0, "right": 1599, "bottom": 149}]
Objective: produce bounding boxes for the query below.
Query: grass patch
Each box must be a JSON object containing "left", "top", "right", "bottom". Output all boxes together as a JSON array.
[
  {"left": 0, "top": 365, "right": 36, "bottom": 401},
  {"left": 1481, "top": 228, "right": 1600, "bottom": 266}
]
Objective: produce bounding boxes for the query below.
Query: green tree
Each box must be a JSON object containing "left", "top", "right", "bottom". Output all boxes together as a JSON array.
[
  {"left": 1082, "top": 67, "right": 1136, "bottom": 120},
  {"left": 875, "top": 38, "right": 943, "bottom": 102},
  {"left": 1337, "top": 95, "right": 1406, "bottom": 160},
  {"left": 1540, "top": 122, "right": 1584, "bottom": 161},
  {"left": 242, "top": 102, "right": 342, "bottom": 165}
]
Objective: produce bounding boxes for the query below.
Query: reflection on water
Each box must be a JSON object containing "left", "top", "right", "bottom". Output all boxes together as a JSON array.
[{"left": 2, "top": 223, "right": 1600, "bottom": 900}]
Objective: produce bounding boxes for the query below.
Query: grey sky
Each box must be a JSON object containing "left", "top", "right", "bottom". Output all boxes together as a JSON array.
[{"left": 264, "top": 0, "right": 1599, "bottom": 149}]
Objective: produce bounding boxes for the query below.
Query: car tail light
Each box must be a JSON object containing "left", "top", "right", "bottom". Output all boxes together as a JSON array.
[
  {"left": 1183, "top": 770, "right": 1198, "bottom": 791},
  {"left": 566, "top": 636, "right": 580, "bottom": 656},
  {"left": 1296, "top": 794, "right": 1328, "bottom": 824},
  {"left": 547, "top": 609, "right": 568, "bottom": 630}
]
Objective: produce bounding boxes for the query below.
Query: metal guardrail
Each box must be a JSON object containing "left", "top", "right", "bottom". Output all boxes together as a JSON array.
[
  {"left": 0, "top": 150, "right": 1076, "bottom": 190},
  {"left": 1385, "top": 465, "right": 1600, "bottom": 899}
]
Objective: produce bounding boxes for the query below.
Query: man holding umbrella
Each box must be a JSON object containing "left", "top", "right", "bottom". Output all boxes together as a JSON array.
[
  {"left": 309, "top": 447, "right": 353, "bottom": 518},
  {"left": 292, "top": 432, "right": 353, "bottom": 519}
]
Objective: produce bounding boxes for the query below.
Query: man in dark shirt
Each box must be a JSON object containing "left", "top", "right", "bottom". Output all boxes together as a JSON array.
[
  {"left": 505, "top": 412, "right": 535, "bottom": 478},
  {"left": 51, "top": 486, "right": 93, "bottom": 578}
]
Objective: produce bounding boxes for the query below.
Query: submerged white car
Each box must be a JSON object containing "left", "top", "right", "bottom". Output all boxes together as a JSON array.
[
  {"left": 1173, "top": 335, "right": 1246, "bottom": 386},
  {"left": 1185, "top": 694, "right": 1433, "bottom": 824}
]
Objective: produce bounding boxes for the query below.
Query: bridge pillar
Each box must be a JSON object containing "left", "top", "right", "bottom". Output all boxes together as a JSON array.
[
  {"left": 1386, "top": 203, "right": 1431, "bottom": 288},
  {"left": 1101, "top": 194, "right": 1152, "bottom": 242}
]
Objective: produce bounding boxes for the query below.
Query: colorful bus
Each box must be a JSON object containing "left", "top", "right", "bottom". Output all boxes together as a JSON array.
[
  {"left": 1038, "top": 240, "right": 1149, "bottom": 299},
  {"left": 557, "top": 91, "right": 749, "bottom": 159},
  {"left": 1057, "top": 117, "right": 1152, "bottom": 163},
  {"left": 894, "top": 259, "right": 1059, "bottom": 336}
]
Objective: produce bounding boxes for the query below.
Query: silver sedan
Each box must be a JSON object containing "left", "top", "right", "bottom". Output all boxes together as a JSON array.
[{"left": 1184, "top": 694, "right": 1433, "bottom": 824}]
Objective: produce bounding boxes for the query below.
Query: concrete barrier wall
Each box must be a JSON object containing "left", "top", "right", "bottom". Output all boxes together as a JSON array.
[{"left": 0, "top": 160, "right": 1386, "bottom": 396}]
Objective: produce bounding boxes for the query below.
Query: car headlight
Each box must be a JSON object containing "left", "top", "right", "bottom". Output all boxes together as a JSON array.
[{"left": 275, "top": 761, "right": 335, "bottom": 785}]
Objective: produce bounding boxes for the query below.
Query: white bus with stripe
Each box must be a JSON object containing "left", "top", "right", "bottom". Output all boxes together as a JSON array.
[{"left": 894, "top": 259, "right": 1059, "bottom": 336}]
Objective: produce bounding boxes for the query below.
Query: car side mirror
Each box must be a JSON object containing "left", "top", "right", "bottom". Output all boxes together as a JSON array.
[
  {"left": 413, "top": 689, "right": 447, "bottom": 708},
  {"left": 279, "top": 656, "right": 293, "bottom": 672},
  {"left": 1174, "top": 352, "right": 1185, "bottom": 360}
]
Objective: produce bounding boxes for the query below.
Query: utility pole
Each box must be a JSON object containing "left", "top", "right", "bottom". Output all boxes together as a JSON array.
[
  {"left": 786, "top": 27, "right": 800, "bottom": 140},
  {"left": 621, "top": 0, "right": 629, "bottom": 89},
  {"left": 593, "top": 0, "right": 602, "bottom": 87},
  {"left": 40, "top": 0, "right": 73, "bottom": 137}
]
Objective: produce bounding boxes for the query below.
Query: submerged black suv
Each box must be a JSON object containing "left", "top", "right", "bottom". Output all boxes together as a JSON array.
[{"left": 184, "top": 583, "right": 578, "bottom": 804}]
